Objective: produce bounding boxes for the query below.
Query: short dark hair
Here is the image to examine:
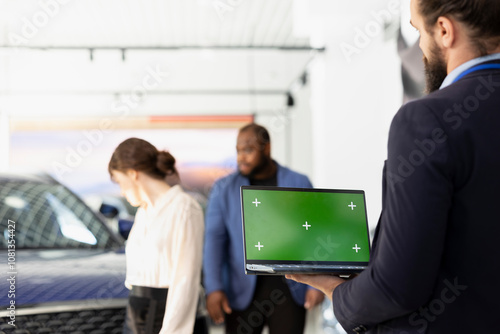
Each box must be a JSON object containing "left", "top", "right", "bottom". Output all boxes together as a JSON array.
[
  {"left": 239, "top": 123, "right": 271, "bottom": 148},
  {"left": 418, "top": 0, "right": 500, "bottom": 55},
  {"left": 108, "top": 138, "right": 177, "bottom": 180}
]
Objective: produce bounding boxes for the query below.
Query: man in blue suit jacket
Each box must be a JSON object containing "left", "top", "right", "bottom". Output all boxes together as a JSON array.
[
  {"left": 288, "top": 0, "right": 500, "bottom": 333},
  {"left": 203, "top": 124, "right": 324, "bottom": 333}
]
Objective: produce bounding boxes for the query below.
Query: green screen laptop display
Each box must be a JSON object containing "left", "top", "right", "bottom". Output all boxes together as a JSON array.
[{"left": 241, "top": 186, "right": 370, "bottom": 275}]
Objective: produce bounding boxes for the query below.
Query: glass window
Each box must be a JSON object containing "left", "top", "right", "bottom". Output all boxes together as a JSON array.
[{"left": 0, "top": 179, "right": 120, "bottom": 249}]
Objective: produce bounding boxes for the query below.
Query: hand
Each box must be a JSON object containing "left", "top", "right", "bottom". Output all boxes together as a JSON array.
[
  {"left": 304, "top": 289, "right": 325, "bottom": 309},
  {"left": 286, "top": 274, "right": 346, "bottom": 301},
  {"left": 206, "top": 290, "right": 232, "bottom": 324}
]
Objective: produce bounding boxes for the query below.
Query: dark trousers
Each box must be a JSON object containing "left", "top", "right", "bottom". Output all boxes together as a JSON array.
[
  {"left": 123, "top": 286, "right": 209, "bottom": 334},
  {"left": 225, "top": 276, "right": 306, "bottom": 334}
]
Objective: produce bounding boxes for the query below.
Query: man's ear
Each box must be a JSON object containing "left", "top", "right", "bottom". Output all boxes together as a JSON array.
[
  {"left": 436, "top": 16, "right": 456, "bottom": 49},
  {"left": 263, "top": 142, "right": 271, "bottom": 157},
  {"left": 126, "top": 169, "right": 138, "bottom": 181}
]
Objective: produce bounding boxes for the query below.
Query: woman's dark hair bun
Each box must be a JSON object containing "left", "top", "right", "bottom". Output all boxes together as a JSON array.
[
  {"left": 108, "top": 137, "right": 178, "bottom": 180},
  {"left": 156, "top": 151, "right": 177, "bottom": 176}
]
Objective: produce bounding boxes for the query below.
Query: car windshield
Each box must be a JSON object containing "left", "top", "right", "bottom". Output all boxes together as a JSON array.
[{"left": 0, "top": 178, "right": 120, "bottom": 249}]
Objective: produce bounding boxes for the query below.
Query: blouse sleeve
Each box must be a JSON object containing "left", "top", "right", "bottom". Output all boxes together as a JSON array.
[{"left": 160, "top": 199, "right": 204, "bottom": 334}]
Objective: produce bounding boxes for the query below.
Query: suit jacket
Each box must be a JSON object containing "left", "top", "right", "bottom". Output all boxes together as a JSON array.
[
  {"left": 203, "top": 162, "right": 313, "bottom": 310},
  {"left": 333, "top": 60, "right": 500, "bottom": 333}
]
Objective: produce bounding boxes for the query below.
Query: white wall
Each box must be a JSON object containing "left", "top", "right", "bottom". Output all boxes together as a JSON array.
[
  {"left": 256, "top": 80, "right": 314, "bottom": 179},
  {"left": 289, "top": 81, "right": 314, "bottom": 178},
  {"left": 308, "top": 0, "right": 404, "bottom": 229},
  {"left": 257, "top": 0, "right": 406, "bottom": 230}
]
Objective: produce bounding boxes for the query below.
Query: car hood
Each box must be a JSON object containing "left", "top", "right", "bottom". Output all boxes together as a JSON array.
[{"left": 0, "top": 248, "right": 129, "bottom": 307}]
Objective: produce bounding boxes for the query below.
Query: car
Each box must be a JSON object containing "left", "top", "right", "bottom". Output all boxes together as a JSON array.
[
  {"left": 0, "top": 172, "right": 129, "bottom": 333},
  {"left": 83, "top": 193, "right": 137, "bottom": 237},
  {"left": 0, "top": 172, "right": 208, "bottom": 333},
  {"left": 84, "top": 190, "right": 207, "bottom": 242}
]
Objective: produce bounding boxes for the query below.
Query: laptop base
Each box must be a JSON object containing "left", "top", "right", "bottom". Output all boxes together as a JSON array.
[{"left": 245, "top": 264, "right": 366, "bottom": 275}]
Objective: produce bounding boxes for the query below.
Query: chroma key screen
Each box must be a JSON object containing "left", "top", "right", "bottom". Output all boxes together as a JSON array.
[{"left": 241, "top": 187, "right": 370, "bottom": 264}]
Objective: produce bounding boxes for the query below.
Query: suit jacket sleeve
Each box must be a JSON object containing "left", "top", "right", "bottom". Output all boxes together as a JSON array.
[
  {"left": 332, "top": 101, "right": 454, "bottom": 332},
  {"left": 203, "top": 179, "right": 229, "bottom": 295}
]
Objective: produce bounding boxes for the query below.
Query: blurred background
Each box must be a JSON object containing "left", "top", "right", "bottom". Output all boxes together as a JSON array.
[
  {"left": 0, "top": 0, "right": 424, "bottom": 226},
  {"left": 0, "top": 0, "right": 425, "bottom": 332}
]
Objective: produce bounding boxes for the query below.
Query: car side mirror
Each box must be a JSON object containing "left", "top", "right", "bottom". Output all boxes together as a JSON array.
[
  {"left": 99, "top": 203, "right": 119, "bottom": 219},
  {"left": 118, "top": 219, "right": 134, "bottom": 240}
]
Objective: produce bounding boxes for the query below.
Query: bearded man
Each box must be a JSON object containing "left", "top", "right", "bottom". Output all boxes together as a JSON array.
[
  {"left": 288, "top": 0, "right": 500, "bottom": 333},
  {"left": 203, "top": 123, "right": 324, "bottom": 334}
]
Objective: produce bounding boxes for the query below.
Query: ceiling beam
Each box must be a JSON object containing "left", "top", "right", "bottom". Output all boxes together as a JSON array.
[
  {"left": 0, "top": 45, "right": 325, "bottom": 52},
  {"left": 0, "top": 89, "right": 288, "bottom": 96}
]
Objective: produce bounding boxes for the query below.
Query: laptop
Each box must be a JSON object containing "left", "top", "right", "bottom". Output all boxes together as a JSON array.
[{"left": 241, "top": 186, "right": 371, "bottom": 275}]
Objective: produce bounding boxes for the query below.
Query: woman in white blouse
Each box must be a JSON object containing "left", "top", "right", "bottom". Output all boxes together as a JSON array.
[{"left": 108, "top": 138, "right": 204, "bottom": 334}]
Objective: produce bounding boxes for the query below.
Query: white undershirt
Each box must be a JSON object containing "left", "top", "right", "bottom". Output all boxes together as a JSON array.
[{"left": 125, "top": 185, "right": 204, "bottom": 334}]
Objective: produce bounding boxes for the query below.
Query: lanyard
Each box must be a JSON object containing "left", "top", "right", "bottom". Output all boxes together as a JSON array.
[{"left": 452, "top": 63, "right": 500, "bottom": 84}]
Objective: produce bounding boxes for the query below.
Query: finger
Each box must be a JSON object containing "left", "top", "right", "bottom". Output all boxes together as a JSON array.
[
  {"left": 214, "top": 311, "right": 224, "bottom": 324},
  {"left": 207, "top": 306, "right": 221, "bottom": 324},
  {"left": 286, "top": 274, "right": 311, "bottom": 284},
  {"left": 208, "top": 303, "right": 225, "bottom": 324},
  {"left": 310, "top": 292, "right": 325, "bottom": 308},
  {"left": 304, "top": 297, "right": 313, "bottom": 309},
  {"left": 207, "top": 310, "right": 217, "bottom": 323},
  {"left": 304, "top": 290, "right": 320, "bottom": 309},
  {"left": 304, "top": 290, "right": 312, "bottom": 309},
  {"left": 285, "top": 274, "right": 303, "bottom": 282},
  {"left": 222, "top": 297, "right": 232, "bottom": 314}
]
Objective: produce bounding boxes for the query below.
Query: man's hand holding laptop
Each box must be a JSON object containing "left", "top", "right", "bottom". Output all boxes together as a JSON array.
[{"left": 287, "top": 274, "right": 347, "bottom": 300}]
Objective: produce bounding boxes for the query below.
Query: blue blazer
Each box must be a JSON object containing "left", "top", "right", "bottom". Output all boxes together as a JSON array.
[
  {"left": 203, "top": 162, "right": 313, "bottom": 310},
  {"left": 332, "top": 60, "right": 500, "bottom": 333}
]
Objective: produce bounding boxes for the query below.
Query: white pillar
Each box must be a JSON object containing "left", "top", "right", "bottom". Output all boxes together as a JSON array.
[{"left": 308, "top": 0, "right": 403, "bottom": 229}]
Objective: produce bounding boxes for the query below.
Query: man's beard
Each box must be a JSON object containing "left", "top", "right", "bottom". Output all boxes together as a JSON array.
[
  {"left": 240, "top": 154, "right": 271, "bottom": 179},
  {"left": 423, "top": 40, "right": 448, "bottom": 94}
]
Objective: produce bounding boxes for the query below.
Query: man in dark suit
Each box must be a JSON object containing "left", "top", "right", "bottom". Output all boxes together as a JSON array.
[{"left": 288, "top": 0, "right": 500, "bottom": 333}]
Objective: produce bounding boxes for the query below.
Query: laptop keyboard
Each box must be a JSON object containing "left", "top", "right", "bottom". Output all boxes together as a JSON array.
[{"left": 0, "top": 308, "right": 125, "bottom": 334}]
